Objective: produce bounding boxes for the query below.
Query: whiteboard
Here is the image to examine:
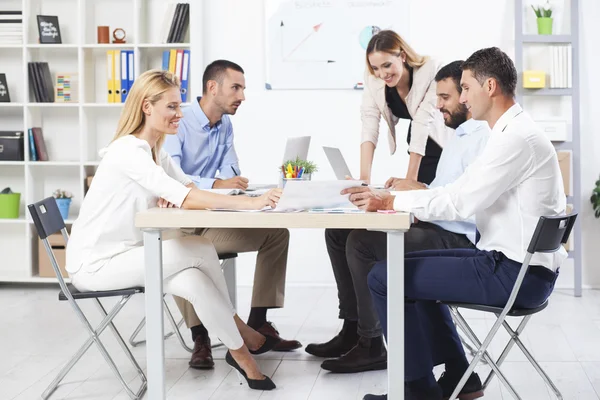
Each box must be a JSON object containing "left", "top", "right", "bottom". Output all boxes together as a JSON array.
[{"left": 265, "top": 0, "right": 410, "bottom": 90}]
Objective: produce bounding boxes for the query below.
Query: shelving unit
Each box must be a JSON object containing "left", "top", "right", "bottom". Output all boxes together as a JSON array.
[
  {"left": 0, "top": 0, "right": 202, "bottom": 283},
  {"left": 515, "top": 0, "right": 581, "bottom": 296}
]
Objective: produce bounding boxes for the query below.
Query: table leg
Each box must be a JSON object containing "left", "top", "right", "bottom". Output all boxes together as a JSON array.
[
  {"left": 144, "top": 229, "right": 165, "bottom": 400},
  {"left": 387, "top": 231, "right": 405, "bottom": 400}
]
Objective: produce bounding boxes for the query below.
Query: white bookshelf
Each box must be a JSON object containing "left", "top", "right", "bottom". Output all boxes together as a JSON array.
[{"left": 0, "top": 0, "right": 202, "bottom": 282}]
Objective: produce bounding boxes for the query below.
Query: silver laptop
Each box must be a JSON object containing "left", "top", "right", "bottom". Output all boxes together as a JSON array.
[
  {"left": 323, "top": 146, "right": 385, "bottom": 188},
  {"left": 247, "top": 136, "right": 312, "bottom": 192},
  {"left": 323, "top": 146, "right": 353, "bottom": 180},
  {"left": 282, "top": 136, "right": 311, "bottom": 163}
]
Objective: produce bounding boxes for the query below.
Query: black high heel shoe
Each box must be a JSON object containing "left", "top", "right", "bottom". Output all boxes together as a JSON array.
[
  {"left": 225, "top": 351, "right": 276, "bottom": 391},
  {"left": 248, "top": 334, "right": 279, "bottom": 355}
]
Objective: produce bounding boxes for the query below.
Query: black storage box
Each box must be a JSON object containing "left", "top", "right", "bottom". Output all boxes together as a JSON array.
[{"left": 0, "top": 131, "right": 25, "bottom": 161}]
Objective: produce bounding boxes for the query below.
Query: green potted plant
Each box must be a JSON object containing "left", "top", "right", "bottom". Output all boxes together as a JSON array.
[
  {"left": 591, "top": 175, "right": 600, "bottom": 218},
  {"left": 532, "top": 1, "right": 553, "bottom": 35},
  {"left": 53, "top": 189, "right": 73, "bottom": 221}
]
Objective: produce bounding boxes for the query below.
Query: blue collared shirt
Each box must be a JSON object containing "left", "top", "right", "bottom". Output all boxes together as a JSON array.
[
  {"left": 429, "top": 119, "right": 491, "bottom": 243},
  {"left": 163, "top": 98, "right": 240, "bottom": 189}
]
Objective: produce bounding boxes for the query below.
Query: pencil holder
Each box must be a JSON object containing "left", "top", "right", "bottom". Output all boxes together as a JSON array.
[{"left": 279, "top": 173, "right": 311, "bottom": 189}]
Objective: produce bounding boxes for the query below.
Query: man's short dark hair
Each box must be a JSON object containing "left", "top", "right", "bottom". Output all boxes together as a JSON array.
[
  {"left": 434, "top": 60, "right": 464, "bottom": 93},
  {"left": 202, "top": 60, "right": 244, "bottom": 94},
  {"left": 461, "top": 47, "right": 517, "bottom": 98}
]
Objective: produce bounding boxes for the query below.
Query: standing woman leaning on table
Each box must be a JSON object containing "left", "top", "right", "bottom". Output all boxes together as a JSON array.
[
  {"left": 360, "top": 30, "right": 453, "bottom": 185},
  {"left": 65, "top": 70, "right": 280, "bottom": 391}
]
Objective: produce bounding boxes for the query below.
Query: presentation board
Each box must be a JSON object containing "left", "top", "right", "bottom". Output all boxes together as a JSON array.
[{"left": 265, "top": 0, "right": 410, "bottom": 90}]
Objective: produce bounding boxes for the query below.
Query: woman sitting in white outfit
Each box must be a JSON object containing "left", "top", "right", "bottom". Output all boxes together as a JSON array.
[{"left": 66, "top": 69, "right": 280, "bottom": 391}]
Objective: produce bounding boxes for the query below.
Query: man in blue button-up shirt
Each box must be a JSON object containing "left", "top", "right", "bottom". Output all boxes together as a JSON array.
[
  {"left": 164, "top": 60, "right": 299, "bottom": 368},
  {"left": 164, "top": 66, "right": 247, "bottom": 190}
]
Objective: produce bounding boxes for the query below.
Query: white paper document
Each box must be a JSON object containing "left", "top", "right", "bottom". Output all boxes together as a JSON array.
[
  {"left": 203, "top": 189, "right": 243, "bottom": 195},
  {"left": 203, "top": 188, "right": 270, "bottom": 197},
  {"left": 308, "top": 208, "right": 365, "bottom": 214},
  {"left": 274, "top": 180, "right": 363, "bottom": 211},
  {"left": 208, "top": 206, "right": 272, "bottom": 212}
]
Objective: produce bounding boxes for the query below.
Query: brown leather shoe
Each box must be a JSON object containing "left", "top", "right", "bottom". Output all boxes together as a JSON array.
[
  {"left": 256, "top": 321, "right": 302, "bottom": 352},
  {"left": 189, "top": 333, "right": 214, "bottom": 369}
]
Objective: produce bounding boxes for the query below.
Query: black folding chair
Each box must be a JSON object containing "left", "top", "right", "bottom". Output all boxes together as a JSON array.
[
  {"left": 445, "top": 213, "right": 577, "bottom": 400},
  {"left": 28, "top": 197, "right": 147, "bottom": 400},
  {"left": 128, "top": 252, "right": 239, "bottom": 352}
]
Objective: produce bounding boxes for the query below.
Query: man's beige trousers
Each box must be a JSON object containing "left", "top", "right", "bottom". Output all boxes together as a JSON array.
[{"left": 174, "top": 227, "right": 289, "bottom": 328}]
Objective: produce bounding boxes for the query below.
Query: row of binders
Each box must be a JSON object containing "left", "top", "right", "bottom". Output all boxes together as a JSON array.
[
  {"left": 162, "top": 49, "right": 190, "bottom": 102},
  {"left": 0, "top": 10, "right": 22, "bottom": 44},
  {"left": 548, "top": 45, "right": 572, "bottom": 89},
  {"left": 107, "top": 50, "right": 134, "bottom": 103},
  {"left": 28, "top": 62, "right": 54, "bottom": 102}
]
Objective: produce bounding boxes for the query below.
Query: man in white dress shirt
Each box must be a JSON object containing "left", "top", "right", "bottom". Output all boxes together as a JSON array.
[
  {"left": 306, "top": 61, "right": 490, "bottom": 385},
  {"left": 353, "top": 47, "right": 566, "bottom": 400}
]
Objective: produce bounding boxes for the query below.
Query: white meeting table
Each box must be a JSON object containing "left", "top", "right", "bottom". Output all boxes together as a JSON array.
[{"left": 135, "top": 208, "right": 411, "bottom": 399}]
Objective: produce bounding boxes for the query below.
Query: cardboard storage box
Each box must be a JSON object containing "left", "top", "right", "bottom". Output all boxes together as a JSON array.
[
  {"left": 38, "top": 232, "right": 68, "bottom": 278},
  {"left": 84, "top": 175, "right": 94, "bottom": 195},
  {"left": 557, "top": 151, "right": 572, "bottom": 196}
]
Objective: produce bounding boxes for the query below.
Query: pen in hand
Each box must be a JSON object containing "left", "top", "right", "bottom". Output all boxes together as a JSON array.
[{"left": 231, "top": 165, "right": 239, "bottom": 176}]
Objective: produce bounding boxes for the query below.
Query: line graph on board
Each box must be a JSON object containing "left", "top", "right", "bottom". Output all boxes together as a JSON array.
[
  {"left": 280, "top": 21, "right": 336, "bottom": 63},
  {"left": 265, "top": 0, "right": 409, "bottom": 90}
]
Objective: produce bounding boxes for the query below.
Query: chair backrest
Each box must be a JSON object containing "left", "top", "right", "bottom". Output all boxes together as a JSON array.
[
  {"left": 28, "top": 197, "right": 67, "bottom": 240},
  {"left": 501, "top": 212, "right": 578, "bottom": 316},
  {"left": 526, "top": 213, "right": 578, "bottom": 254},
  {"left": 28, "top": 197, "right": 71, "bottom": 292}
]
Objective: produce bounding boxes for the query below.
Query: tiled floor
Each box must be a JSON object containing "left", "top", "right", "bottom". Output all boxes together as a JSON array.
[{"left": 2, "top": 285, "right": 600, "bottom": 399}]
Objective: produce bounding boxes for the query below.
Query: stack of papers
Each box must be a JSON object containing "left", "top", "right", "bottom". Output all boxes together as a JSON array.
[
  {"left": 205, "top": 180, "right": 364, "bottom": 213},
  {"left": 203, "top": 188, "right": 270, "bottom": 197},
  {"left": 308, "top": 208, "right": 365, "bottom": 214},
  {"left": 274, "top": 180, "right": 363, "bottom": 211}
]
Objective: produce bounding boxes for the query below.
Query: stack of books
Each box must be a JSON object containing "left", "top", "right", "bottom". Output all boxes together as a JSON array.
[
  {"left": 0, "top": 10, "right": 22, "bottom": 45},
  {"left": 28, "top": 62, "right": 55, "bottom": 103},
  {"left": 549, "top": 45, "right": 572, "bottom": 89},
  {"left": 161, "top": 3, "right": 190, "bottom": 43},
  {"left": 27, "top": 127, "right": 49, "bottom": 161}
]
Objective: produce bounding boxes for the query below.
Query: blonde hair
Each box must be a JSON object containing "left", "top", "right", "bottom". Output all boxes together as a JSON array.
[
  {"left": 112, "top": 69, "right": 180, "bottom": 162},
  {"left": 366, "top": 30, "right": 428, "bottom": 75}
]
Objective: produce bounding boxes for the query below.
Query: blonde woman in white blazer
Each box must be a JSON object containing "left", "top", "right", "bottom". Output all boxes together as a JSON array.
[
  {"left": 66, "top": 70, "right": 279, "bottom": 391},
  {"left": 361, "top": 30, "right": 453, "bottom": 185}
]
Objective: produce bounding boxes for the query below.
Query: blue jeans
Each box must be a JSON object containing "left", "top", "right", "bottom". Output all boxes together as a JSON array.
[{"left": 367, "top": 248, "right": 558, "bottom": 381}]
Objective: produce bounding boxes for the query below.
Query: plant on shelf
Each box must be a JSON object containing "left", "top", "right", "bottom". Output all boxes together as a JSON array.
[
  {"left": 532, "top": 1, "right": 553, "bottom": 35},
  {"left": 591, "top": 175, "right": 600, "bottom": 218},
  {"left": 53, "top": 189, "right": 73, "bottom": 221},
  {"left": 280, "top": 156, "right": 318, "bottom": 180}
]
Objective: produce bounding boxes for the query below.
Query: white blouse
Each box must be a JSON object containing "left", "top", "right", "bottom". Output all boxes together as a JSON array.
[{"left": 66, "top": 135, "right": 192, "bottom": 275}]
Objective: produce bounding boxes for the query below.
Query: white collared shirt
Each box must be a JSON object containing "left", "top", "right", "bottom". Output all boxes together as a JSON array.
[
  {"left": 66, "top": 135, "right": 192, "bottom": 275},
  {"left": 392, "top": 104, "right": 567, "bottom": 271}
]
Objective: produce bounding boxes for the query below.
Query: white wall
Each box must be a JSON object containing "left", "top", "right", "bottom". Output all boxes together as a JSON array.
[{"left": 200, "top": 0, "right": 600, "bottom": 288}]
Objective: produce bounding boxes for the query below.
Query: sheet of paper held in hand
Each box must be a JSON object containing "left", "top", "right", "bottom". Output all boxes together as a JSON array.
[{"left": 273, "top": 180, "right": 363, "bottom": 212}]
